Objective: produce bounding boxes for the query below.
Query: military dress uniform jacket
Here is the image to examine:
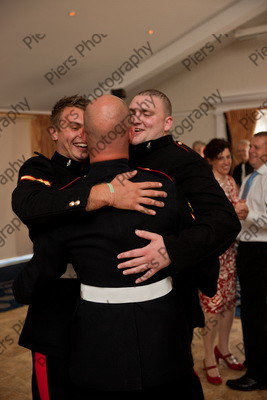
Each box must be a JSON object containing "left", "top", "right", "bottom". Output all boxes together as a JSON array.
[
  {"left": 13, "top": 159, "right": 197, "bottom": 391},
  {"left": 129, "top": 135, "right": 241, "bottom": 297},
  {"left": 12, "top": 151, "right": 90, "bottom": 355},
  {"left": 12, "top": 151, "right": 90, "bottom": 226}
]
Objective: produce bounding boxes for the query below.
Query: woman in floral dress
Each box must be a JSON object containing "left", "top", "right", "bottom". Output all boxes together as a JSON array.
[{"left": 199, "top": 138, "right": 244, "bottom": 385}]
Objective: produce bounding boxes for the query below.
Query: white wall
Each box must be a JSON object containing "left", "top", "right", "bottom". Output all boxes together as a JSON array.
[
  {"left": 0, "top": 118, "right": 32, "bottom": 261},
  {"left": 154, "top": 35, "right": 267, "bottom": 147}
]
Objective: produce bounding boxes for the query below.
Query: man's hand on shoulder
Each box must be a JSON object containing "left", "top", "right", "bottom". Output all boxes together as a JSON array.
[
  {"left": 86, "top": 170, "right": 167, "bottom": 215},
  {"left": 117, "top": 230, "right": 171, "bottom": 283}
]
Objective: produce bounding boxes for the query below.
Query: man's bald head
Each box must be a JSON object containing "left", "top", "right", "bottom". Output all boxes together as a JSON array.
[{"left": 84, "top": 95, "right": 132, "bottom": 161}]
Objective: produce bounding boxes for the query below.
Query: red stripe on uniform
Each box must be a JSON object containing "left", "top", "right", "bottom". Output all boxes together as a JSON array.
[
  {"left": 174, "top": 141, "right": 189, "bottom": 152},
  {"left": 59, "top": 177, "right": 81, "bottom": 190},
  {"left": 34, "top": 352, "right": 50, "bottom": 400},
  {"left": 137, "top": 167, "right": 174, "bottom": 182}
]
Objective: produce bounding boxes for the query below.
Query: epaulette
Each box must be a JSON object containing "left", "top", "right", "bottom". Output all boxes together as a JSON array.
[
  {"left": 34, "top": 151, "right": 50, "bottom": 161},
  {"left": 59, "top": 177, "right": 81, "bottom": 190},
  {"left": 173, "top": 141, "right": 190, "bottom": 152},
  {"left": 137, "top": 167, "right": 174, "bottom": 182}
]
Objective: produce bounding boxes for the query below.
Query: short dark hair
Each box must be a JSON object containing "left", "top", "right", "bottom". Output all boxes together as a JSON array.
[
  {"left": 254, "top": 131, "right": 267, "bottom": 139},
  {"left": 137, "top": 89, "right": 172, "bottom": 116},
  {"left": 50, "top": 95, "right": 89, "bottom": 129},
  {"left": 204, "top": 138, "right": 231, "bottom": 160}
]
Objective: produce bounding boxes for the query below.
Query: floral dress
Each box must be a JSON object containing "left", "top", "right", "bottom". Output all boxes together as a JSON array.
[{"left": 199, "top": 175, "right": 239, "bottom": 314}]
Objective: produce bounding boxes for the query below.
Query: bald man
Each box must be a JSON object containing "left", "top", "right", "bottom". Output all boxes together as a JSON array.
[{"left": 13, "top": 95, "right": 204, "bottom": 399}]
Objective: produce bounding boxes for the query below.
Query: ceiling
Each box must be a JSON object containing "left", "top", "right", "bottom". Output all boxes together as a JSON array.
[{"left": 1, "top": 0, "right": 267, "bottom": 112}]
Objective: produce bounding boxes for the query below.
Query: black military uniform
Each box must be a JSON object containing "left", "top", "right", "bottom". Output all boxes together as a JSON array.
[
  {"left": 130, "top": 136, "right": 240, "bottom": 284},
  {"left": 12, "top": 151, "right": 90, "bottom": 400},
  {"left": 12, "top": 151, "right": 90, "bottom": 226},
  {"left": 13, "top": 158, "right": 204, "bottom": 399},
  {"left": 12, "top": 138, "right": 240, "bottom": 397},
  {"left": 129, "top": 136, "right": 241, "bottom": 329}
]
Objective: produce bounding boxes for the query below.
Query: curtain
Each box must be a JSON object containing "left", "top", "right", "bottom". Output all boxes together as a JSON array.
[{"left": 31, "top": 115, "right": 55, "bottom": 158}]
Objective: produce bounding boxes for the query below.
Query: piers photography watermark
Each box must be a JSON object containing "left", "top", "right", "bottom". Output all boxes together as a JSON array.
[
  {"left": 0, "top": 155, "right": 26, "bottom": 186},
  {"left": 88, "top": 93, "right": 155, "bottom": 158},
  {"left": 192, "top": 314, "right": 245, "bottom": 359},
  {"left": 44, "top": 33, "right": 108, "bottom": 86},
  {"left": 181, "top": 32, "right": 230, "bottom": 72},
  {"left": 0, "top": 98, "right": 30, "bottom": 137},
  {"left": 238, "top": 98, "right": 267, "bottom": 131},
  {"left": 82, "top": 41, "right": 153, "bottom": 103},
  {"left": 22, "top": 33, "right": 46, "bottom": 50},
  {"left": 169, "top": 89, "right": 223, "bottom": 138},
  {"left": 239, "top": 213, "right": 267, "bottom": 241},
  {"left": 0, "top": 217, "right": 22, "bottom": 248},
  {"left": 0, "top": 319, "right": 24, "bottom": 355},
  {"left": 248, "top": 45, "right": 267, "bottom": 67}
]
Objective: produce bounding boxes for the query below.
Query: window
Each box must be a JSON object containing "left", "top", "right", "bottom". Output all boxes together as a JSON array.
[{"left": 254, "top": 109, "right": 267, "bottom": 133}]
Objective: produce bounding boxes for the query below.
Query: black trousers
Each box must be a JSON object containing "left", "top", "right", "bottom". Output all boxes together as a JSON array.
[
  {"left": 237, "top": 241, "right": 267, "bottom": 384},
  {"left": 32, "top": 351, "right": 73, "bottom": 400},
  {"left": 31, "top": 352, "right": 204, "bottom": 400},
  {"left": 71, "top": 370, "right": 204, "bottom": 400}
]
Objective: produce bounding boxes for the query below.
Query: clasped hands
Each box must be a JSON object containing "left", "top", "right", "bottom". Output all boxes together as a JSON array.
[{"left": 235, "top": 200, "right": 249, "bottom": 220}]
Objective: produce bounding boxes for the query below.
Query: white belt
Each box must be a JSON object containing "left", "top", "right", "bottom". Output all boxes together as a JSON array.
[{"left": 80, "top": 277, "right": 173, "bottom": 304}]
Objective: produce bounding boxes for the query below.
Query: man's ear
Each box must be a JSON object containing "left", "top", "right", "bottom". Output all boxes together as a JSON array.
[
  {"left": 48, "top": 126, "right": 58, "bottom": 142},
  {"left": 164, "top": 116, "right": 173, "bottom": 133},
  {"left": 128, "top": 125, "right": 134, "bottom": 143}
]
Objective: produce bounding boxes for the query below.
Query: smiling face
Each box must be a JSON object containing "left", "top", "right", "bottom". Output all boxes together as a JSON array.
[
  {"left": 249, "top": 135, "right": 267, "bottom": 169},
  {"left": 208, "top": 148, "right": 232, "bottom": 178},
  {"left": 129, "top": 95, "right": 173, "bottom": 145},
  {"left": 49, "top": 106, "right": 88, "bottom": 161}
]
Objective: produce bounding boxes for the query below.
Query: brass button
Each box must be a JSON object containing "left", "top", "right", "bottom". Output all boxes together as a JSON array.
[
  {"left": 74, "top": 200, "right": 80, "bottom": 206},
  {"left": 69, "top": 201, "right": 75, "bottom": 207}
]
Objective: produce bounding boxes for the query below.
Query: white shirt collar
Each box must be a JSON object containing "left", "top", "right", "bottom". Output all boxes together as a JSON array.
[{"left": 255, "top": 163, "right": 267, "bottom": 175}]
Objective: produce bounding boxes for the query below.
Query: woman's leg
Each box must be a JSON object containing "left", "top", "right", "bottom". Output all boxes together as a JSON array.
[
  {"left": 202, "top": 312, "right": 220, "bottom": 377},
  {"left": 217, "top": 307, "right": 235, "bottom": 355}
]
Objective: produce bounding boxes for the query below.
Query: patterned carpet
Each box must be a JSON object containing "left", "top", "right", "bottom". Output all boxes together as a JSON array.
[{"left": 0, "top": 264, "right": 26, "bottom": 312}]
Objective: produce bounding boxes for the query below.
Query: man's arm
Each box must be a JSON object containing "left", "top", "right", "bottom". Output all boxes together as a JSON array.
[
  {"left": 87, "top": 171, "right": 166, "bottom": 215},
  {"left": 12, "top": 232, "right": 67, "bottom": 304},
  {"left": 235, "top": 174, "right": 267, "bottom": 230},
  {"left": 11, "top": 155, "right": 90, "bottom": 224},
  {"left": 167, "top": 151, "right": 241, "bottom": 260},
  {"left": 117, "top": 150, "right": 240, "bottom": 286},
  {"left": 12, "top": 157, "right": 167, "bottom": 225}
]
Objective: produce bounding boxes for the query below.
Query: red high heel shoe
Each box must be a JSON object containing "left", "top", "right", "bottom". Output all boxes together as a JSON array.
[
  {"left": 214, "top": 346, "right": 244, "bottom": 370},
  {"left": 203, "top": 360, "right": 222, "bottom": 385}
]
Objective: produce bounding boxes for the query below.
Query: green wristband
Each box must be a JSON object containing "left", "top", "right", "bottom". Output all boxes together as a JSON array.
[{"left": 106, "top": 183, "right": 115, "bottom": 193}]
